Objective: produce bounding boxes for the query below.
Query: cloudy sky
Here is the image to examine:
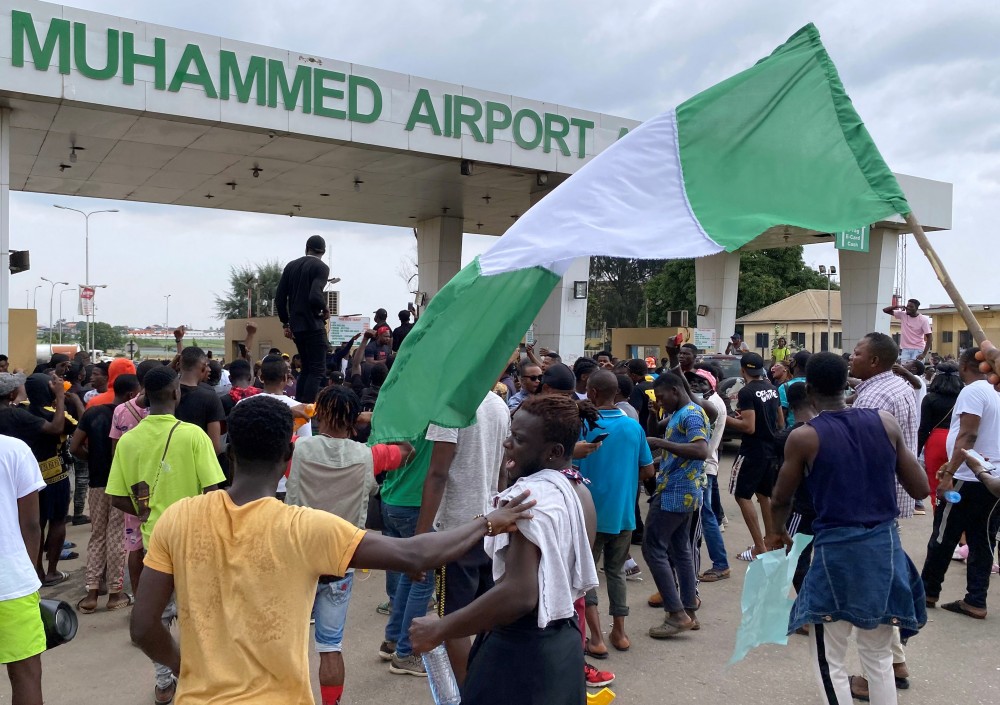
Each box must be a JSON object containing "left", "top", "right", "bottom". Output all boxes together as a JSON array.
[{"left": 13, "top": 0, "right": 1000, "bottom": 329}]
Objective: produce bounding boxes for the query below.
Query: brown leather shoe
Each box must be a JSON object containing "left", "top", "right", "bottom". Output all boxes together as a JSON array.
[{"left": 647, "top": 592, "right": 663, "bottom": 608}]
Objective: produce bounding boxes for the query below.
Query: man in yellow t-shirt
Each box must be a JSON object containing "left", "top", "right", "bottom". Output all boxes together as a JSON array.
[
  {"left": 106, "top": 366, "right": 225, "bottom": 704},
  {"left": 130, "top": 395, "right": 533, "bottom": 705}
]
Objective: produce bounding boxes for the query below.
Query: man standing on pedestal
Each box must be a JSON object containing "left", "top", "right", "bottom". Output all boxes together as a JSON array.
[
  {"left": 276, "top": 235, "right": 331, "bottom": 404},
  {"left": 883, "top": 299, "right": 932, "bottom": 363}
]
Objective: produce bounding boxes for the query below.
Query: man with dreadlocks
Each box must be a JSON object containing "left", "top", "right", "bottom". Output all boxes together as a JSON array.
[
  {"left": 285, "top": 386, "right": 414, "bottom": 705},
  {"left": 410, "top": 395, "right": 601, "bottom": 705}
]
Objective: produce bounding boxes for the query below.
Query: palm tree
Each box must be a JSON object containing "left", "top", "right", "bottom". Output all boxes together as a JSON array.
[{"left": 214, "top": 261, "right": 284, "bottom": 320}]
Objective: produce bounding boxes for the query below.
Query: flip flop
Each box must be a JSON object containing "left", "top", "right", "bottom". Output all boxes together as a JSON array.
[
  {"left": 610, "top": 635, "right": 631, "bottom": 652},
  {"left": 106, "top": 593, "right": 134, "bottom": 612},
  {"left": 941, "top": 600, "right": 987, "bottom": 620},
  {"left": 60, "top": 550, "right": 79, "bottom": 560},
  {"left": 43, "top": 570, "right": 69, "bottom": 587},
  {"left": 76, "top": 597, "right": 98, "bottom": 614},
  {"left": 737, "top": 547, "right": 756, "bottom": 562},
  {"left": 584, "top": 638, "right": 609, "bottom": 660}
]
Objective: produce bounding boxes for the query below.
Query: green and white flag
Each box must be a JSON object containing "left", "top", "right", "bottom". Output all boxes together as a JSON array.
[{"left": 371, "top": 23, "right": 911, "bottom": 443}]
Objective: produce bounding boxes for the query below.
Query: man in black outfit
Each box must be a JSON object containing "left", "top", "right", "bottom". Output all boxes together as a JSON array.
[
  {"left": 392, "top": 308, "right": 415, "bottom": 352},
  {"left": 276, "top": 235, "right": 331, "bottom": 403}
]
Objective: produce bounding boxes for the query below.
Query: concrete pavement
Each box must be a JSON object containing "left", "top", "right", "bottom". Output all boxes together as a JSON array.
[{"left": 3, "top": 448, "right": 998, "bottom": 704}]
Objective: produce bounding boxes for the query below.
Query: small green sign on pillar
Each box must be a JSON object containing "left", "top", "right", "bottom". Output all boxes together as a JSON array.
[{"left": 834, "top": 225, "right": 870, "bottom": 253}]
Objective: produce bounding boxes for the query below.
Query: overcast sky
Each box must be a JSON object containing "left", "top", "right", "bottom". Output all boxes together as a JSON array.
[{"left": 13, "top": 1, "right": 1000, "bottom": 329}]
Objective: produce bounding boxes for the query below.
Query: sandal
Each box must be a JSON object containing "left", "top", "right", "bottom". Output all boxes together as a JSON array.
[
  {"left": 76, "top": 596, "right": 98, "bottom": 614},
  {"left": 941, "top": 599, "right": 987, "bottom": 620},
  {"left": 106, "top": 593, "right": 134, "bottom": 611},
  {"left": 737, "top": 547, "right": 756, "bottom": 562},
  {"left": 648, "top": 615, "right": 696, "bottom": 639},
  {"left": 584, "top": 638, "right": 609, "bottom": 660},
  {"left": 43, "top": 570, "right": 69, "bottom": 587}
]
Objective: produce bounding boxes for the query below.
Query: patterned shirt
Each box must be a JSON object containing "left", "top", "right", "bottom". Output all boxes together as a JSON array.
[
  {"left": 852, "top": 370, "right": 918, "bottom": 518},
  {"left": 656, "top": 403, "right": 709, "bottom": 512}
]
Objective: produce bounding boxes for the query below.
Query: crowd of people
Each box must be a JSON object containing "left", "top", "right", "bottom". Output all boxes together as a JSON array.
[{"left": 1, "top": 236, "right": 999, "bottom": 705}]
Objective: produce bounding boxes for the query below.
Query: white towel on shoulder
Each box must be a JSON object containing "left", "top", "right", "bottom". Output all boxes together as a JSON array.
[{"left": 485, "top": 469, "right": 599, "bottom": 629}]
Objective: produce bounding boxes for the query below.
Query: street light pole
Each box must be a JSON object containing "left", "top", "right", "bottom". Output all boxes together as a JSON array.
[
  {"left": 40, "top": 277, "right": 68, "bottom": 346},
  {"left": 818, "top": 265, "right": 838, "bottom": 351},
  {"left": 164, "top": 294, "right": 171, "bottom": 330},
  {"left": 58, "top": 288, "right": 73, "bottom": 343},
  {"left": 32, "top": 284, "right": 41, "bottom": 309},
  {"left": 53, "top": 205, "right": 118, "bottom": 357}
]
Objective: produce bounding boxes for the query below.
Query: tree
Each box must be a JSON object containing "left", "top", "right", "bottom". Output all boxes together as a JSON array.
[
  {"left": 214, "top": 261, "right": 285, "bottom": 320},
  {"left": 587, "top": 257, "right": 666, "bottom": 330},
  {"left": 642, "top": 246, "right": 838, "bottom": 326},
  {"left": 82, "top": 321, "right": 126, "bottom": 352}
]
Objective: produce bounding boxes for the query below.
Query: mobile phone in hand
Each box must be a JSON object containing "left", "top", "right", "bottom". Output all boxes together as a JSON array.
[
  {"left": 964, "top": 449, "right": 997, "bottom": 473},
  {"left": 591, "top": 433, "right": 609, "bottom": 443}
]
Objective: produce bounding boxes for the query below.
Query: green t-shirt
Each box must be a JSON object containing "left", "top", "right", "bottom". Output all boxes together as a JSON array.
[
  {"left": 106, "top": 413, "right": 226, "bottom": 545},
  {"left": 378, "top": 436, "right": 432, "bottom": 507}
]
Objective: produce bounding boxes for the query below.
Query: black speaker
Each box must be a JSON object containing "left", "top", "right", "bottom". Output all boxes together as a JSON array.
[
  {"left": 9, "top": 250, "right": 28, "bottom": 274},
  {"left": 39, "top": 599, "right": 78, "bottom": 649}
]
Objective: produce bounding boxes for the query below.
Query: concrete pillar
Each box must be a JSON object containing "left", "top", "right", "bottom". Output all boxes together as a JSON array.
[
  {"left": 533, "top": 256, "right": 589, "bottom": 362},
  {"left": 416, "top": 215, "right": 463, "bottom": 300},
  {"left": 0, "top": 109, "right": 9, "bottom": 355},
  {"left": 695, "top": 251, "right": 741, "bottom": 353},
  {"left": 527, "top": 180, "right": 588, "bottom": 362},
  {"left": 838, "top": 227, "right": 897, "bottom": 354}
]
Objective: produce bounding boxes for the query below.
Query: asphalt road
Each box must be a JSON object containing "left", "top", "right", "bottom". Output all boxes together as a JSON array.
[{"left": 3, "top": 448, "right": 998, "bottom": 705}]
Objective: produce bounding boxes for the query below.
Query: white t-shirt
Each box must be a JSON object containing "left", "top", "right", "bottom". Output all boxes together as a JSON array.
[
  {"left": 0, "top": 435, "right": 46, "bottom": 601},
  {"left": 425, "top": 392, "right": 510, "bottom": 531},
  {"left": 702, "top": 393, "right": 728, "bottom": 477},
  {"left": 946, "top": 380, "right": 1000, "bottom": 482},
  {"left": 237, "top": 392, "right": 312, "bottom": 493}
]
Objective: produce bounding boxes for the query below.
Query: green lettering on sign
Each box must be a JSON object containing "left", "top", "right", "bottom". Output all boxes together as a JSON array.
[
  {"left": 543, "top": 113, "right": 570, "bottom": 156},
  {"left": 313, "top": 69, "right": 346, "bottom": 119},
  {"left": 12, "top": 10, "right": 70, "bottom": 73},
  {"left": 268, "top": 60, "right": 312, "bottom": 112},
  {"left": 218, "top": 51, "right": 266, "bottom": 105},
  {"left": 405, "top": 89, "right": 442, "bottom": 135},
  {"left": 74, "top": 22, "right": 118, "bottom": 80},
  {"left": 570, "top": 117, "right": 594, "bottom": 158},
  {"left": 513, "top": 109, "right": 542, "bottom": 151},
  {"left": 834, "top": 225, "right": 870, "bottom": 253},
  {"left": 122, "top": 32, "right": 166, "bottom": 89},
  {"left": 452, "top": 95, "right": 484, "bottom": 141},
  {"left": 168, "top": 43, "right": 217, "bottom": 98},
  {"left": 348, "top": 75, "right": 381, "bottom": 123},
  {"left": 485, "top": 102, "right": 511, "bottom": 143}
]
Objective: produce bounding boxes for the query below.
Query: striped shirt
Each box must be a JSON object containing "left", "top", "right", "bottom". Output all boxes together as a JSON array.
[{"left": 852, "top": 370, "right": 918, "bottom": 518}]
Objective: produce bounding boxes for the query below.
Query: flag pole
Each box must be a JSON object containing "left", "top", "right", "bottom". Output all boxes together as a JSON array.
[{"left": 904, "top": 212, "right": 991, "bottom": 352}]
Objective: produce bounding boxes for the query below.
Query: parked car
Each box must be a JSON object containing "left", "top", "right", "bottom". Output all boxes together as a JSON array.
[{"left": 696, "top": 353, "right": 744, "bottom": 442}]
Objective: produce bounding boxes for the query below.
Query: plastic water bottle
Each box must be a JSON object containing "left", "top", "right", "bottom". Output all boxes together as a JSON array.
[
  {"left": 943, "top": 490, "right": 962, "bottom": 504},
  {"left": 422, "top": 645, "right": 461, "bottom": 704}
]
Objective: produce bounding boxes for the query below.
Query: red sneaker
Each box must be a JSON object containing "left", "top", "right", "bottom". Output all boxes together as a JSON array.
[{"left": 584, "top": 662, "right": 615, "bottom": 688}]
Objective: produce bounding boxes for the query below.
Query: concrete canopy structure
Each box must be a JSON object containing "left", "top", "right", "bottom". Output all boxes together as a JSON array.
[{"left": 0, "top": 1, "right": 954, "bottom": 361}]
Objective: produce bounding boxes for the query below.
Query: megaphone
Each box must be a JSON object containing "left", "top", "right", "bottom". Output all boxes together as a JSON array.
[{"left": 39, "top": 599, "right": 78, "bottom": 649}]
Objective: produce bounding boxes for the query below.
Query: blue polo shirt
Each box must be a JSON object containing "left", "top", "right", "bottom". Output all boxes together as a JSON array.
[{"left": 577, "top": 409, "right": 653, "bottom": 534}]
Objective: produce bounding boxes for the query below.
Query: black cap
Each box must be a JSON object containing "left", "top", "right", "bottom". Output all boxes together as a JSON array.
[
  {"left": 306, "top": 235, "right": 326, "bottom": 253},
  {"left": 741, "top": 352, "right": 766, "bottom": 376},
  {"left": 374, "top": 308, "right": 388, "bottom": 319},
  {"left": 790, "top": 350, "right": 811, "bottom": 372},
  {"left": 541, "top": 363, "right": 575, "bottom": 391}
]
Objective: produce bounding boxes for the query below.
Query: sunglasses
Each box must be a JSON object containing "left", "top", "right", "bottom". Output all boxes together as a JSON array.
[{"left": 523, "top": 375, "right": 543, "bottom": 382}]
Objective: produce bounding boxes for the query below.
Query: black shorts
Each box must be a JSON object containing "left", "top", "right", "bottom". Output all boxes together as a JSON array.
[
  {"left": 730, "top": 446, "right": 776, "bottom": 500},
  {"left": 436, "top": 545, "right": 494, "bottom": 616},
  {"left": 38, "top": 477, "right": 71, "bottom": 524}
]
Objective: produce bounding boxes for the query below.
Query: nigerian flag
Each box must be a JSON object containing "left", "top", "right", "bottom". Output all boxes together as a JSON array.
[{"left": 370, "top": 23, "right": 911, "bottom": 443}]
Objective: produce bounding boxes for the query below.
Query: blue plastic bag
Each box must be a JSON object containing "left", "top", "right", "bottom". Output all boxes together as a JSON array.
[{"left": 729, "top": 533, "right": 813, "bottom": 665}]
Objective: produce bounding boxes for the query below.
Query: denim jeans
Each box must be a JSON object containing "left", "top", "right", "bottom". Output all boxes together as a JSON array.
[
  {"left": 72, "top": 459, "right": 89, "bottom": 517},
  {"left": 700, "top": 476, "right": 729, "bottom": 571},
  {"left": 381, "top": 502, "right": 434, "bottom": 656}
]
